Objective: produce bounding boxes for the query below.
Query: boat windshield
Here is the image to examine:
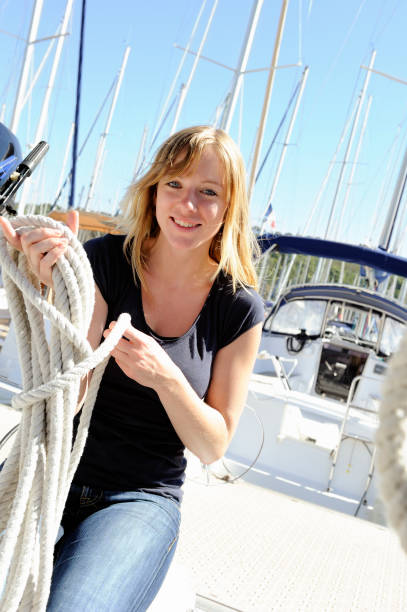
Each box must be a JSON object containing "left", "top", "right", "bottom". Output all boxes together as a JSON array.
[
  {"left": 380, "top": 317, "right": 404, "bottom": 356},
  {"left": 324, "top": 301, "right": 380, "bottom": 347},
  {"left": 267, "top": 299, "right": 326, "bottom": 335}
]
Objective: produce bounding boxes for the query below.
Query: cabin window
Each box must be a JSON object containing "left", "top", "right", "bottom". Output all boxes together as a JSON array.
[
  {"left": 324, "top": 302, "right": 380, "bottom": 348},
  {"left": 380, "top": 317, "right": 404, "bottom": 356},
  {"left": 268, "top": 299, "right": 326, "bottom": 335}
]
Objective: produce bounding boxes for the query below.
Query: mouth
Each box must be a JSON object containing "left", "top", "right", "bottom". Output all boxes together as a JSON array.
[{"left": 171, "top": 217, "right": 201, "bottom": 230}]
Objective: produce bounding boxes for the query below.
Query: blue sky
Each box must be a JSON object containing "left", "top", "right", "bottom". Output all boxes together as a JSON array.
[{"left": 1, "top": 0, "right": 407, "bottom": 255}]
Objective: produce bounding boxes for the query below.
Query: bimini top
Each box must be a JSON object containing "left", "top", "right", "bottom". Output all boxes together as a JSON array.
[
  {"left": 258, "top": 233, "right": 407, "bottom": 279},
  {"left": 276, "top": 284, "right": 407, "bottom": 323}
]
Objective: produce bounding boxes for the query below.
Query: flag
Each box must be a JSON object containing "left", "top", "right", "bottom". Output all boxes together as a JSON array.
[{"left": 260, "top": 202, "right": 276, "bottom": 234}]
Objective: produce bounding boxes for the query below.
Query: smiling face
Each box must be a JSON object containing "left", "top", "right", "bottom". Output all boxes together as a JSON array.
[{"left": 154, "top": 145, "right": 228, "bottom": 254}]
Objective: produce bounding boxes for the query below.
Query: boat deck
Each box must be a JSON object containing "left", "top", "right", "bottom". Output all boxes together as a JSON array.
[
  {"left": 177, "top": 469, "right": 407, "bottom": 611},
  {"left": 1, "top": 401, "right": 407, "bottom": 611}
]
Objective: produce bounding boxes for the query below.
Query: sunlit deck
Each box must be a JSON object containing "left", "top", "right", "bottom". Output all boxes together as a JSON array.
[{"left": 177, "top": 469, "right": 407, "bottom": 611}]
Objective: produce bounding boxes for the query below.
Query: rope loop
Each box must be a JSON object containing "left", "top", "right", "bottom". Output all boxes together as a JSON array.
[{"left": 0, "top": 215, "right": 130, "bottom": 611}]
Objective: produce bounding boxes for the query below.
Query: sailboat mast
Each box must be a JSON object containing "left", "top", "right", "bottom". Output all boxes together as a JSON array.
[
  {"left": 335, "top": 94, "right": 373, "bottom": 241},
  {"left": 54, "top": 122, "right": 75, "bottom": 204},
  {"left": 247, "top": 0, "right": 289, "bottom": 202},
  {"left": 150, "top": 0, "right": 207, "bottom": 148},
  {"left": 10, "top": 0, "right": 44, "bottom": 133},
  {"left": 84, "top": 46, "right": 131, "bottom": 210},
  {"left": 17, "top": 0, "right": 74, "bottom": 214},
  {"left": 69, "top": 0, "right": 87, "bottom": 209},
  {"left": 220, "top": 0, "right": 264, "bottom": 133},
  {"left": 378, "top": 143, "right": 407, "bottom": 251},
  {"left": 324, "top": 49, "right": 376, "bottom": 239},
  {"left": 259, "top": 65, "right": 309, "bottom": 221},
  {"left": 170, "top": 0, "right": 219, "bottom": 135}
]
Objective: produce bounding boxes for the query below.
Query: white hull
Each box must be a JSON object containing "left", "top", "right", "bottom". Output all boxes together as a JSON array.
[{"left": 225, "top": 372, "right": 383, "bottom": 523}]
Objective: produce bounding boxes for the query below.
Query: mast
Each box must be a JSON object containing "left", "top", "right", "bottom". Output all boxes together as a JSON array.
[
  {"left": 378, "top": 143, "right": 407, "bottom": 251},
  {"left": 54, "top": 122, "right": 75, "bottom": 204},
  {"left": 247, "top": 0, "right": 289, "bottom": 202},
  {"left": 133, "top": 125, "right": 149, "bottom": 181},
  {"left": 84, "top": 45, "right": 131, "bottom": 210},
  {"left": 258, "top": 67, "right": 309, "bottom": 294},
  {"left": 335, "top": 94, "right": 373, "bottom": 240},
  {"left": 69, "top": 0, "right": 87, "bottom": 209},
  {"left": 17, "top": 0, "right": 74, "bottom": 214},
  {"left": 10, "top": 0, "right": 44, "bottom": 133},
  {"left": 150, "top": 0, "right": 207, "bottom": 148},
  {"left": 220, "top": 0, "right": 264, "bottom": 133},
  {"left": 324, "top": 49, "right": 376, "bottom": 239},
  {"left": 170, "top": 0, "right": 219, "bottom": 134},
  {"left": 259, "top": 65, "right": 309, "bottom": 222}
]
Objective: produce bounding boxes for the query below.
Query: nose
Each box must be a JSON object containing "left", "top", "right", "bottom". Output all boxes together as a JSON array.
[{"left": 180, "top": 189, "right": 198, "bottom": 211}]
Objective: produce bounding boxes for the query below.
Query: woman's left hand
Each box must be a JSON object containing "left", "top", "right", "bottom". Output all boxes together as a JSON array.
[{"left": 103, "top": 322, "right": 180, "bottom": 389}]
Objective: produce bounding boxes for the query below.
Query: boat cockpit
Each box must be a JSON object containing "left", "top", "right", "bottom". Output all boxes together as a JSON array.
[{"left": 258, "top": 284, "right": 407, "bottom": 405}]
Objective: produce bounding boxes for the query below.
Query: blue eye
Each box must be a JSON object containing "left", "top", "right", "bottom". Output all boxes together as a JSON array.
[
  {"left": 167, "top": 180, "right": 181, "bottom": 188},
  {"left": 203, "top": 188, "right": 217, "bottom": 196}
]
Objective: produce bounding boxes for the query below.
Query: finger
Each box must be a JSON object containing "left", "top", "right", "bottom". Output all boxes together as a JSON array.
[
  {"left": 66, "top": 209, "right": 79, "bottom": 236},
  {"left": 0, "top": 217, "right": 22, "bottom": 251},
  {"left": 21, "top": 237, "right": 68, "bottom": 278},
  {"left": 109, "top": 339, "right": 133, "bottom": 358},
  {"left": 21, "top": 236, "right": 67, "bottom": 256},
  {"left": 37, "top": 244, "right": 68, "bottom": 286},
  {"left": 18, "top": 227, "right": 64, "bottom": 245},
  {"left": 121, "top": 325, "right": 146, "bottom": 342}
]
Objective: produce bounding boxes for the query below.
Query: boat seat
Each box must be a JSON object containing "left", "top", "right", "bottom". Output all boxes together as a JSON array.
[{"left": 278, "top": 403, "right": 340, "bottom": 451}]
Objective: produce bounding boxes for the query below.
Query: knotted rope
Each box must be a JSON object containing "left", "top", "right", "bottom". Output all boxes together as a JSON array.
[
  {"left": 376, "top": 326, "right": 407, "bottom": 553},
  {"left": 0, "top": 215, "right": 130, "bottom": 611}
]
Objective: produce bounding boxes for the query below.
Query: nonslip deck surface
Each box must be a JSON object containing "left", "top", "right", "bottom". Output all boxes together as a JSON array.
[
  {"left": 176, "top": 473, "right": 407, "bottom": 611},
  {"left": 1, "top": 403, "right": 407, "bottom": 611}
]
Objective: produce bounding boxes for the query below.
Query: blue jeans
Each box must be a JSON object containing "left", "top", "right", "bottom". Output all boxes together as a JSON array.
[{"left": 47, "top": 484, "right": 181, "bottom": 612}]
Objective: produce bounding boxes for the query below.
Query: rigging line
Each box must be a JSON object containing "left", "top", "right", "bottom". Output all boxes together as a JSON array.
[
  {"left": 255, "top": 80, "right": 301, "bottom": 184},
  {"left": 149, "top": 0, "right": 207, "bottom": 150},
  {"left": 370, "top": 134, "right": 403, "bottom": 242},
  {"left": 298, "top": 0, "right": 303, "bottom": 67},
  {"left": 69, "top": 0, "right": 86, "bottom": 209},
  {"left": 365, "top": 127, "right": 405, "bottom": 244},
  {"left": 238, "top": 74, "right": 244, "bottom": 148},
  {"left": 321, "top": 0, "right": 368, "bottom": 89},
  {"left": 49, "top": 78, "right": 116, "bottom": 211},
  {"left": 369, "top": 0, "right": 401, "bottom": 48},
  {"left": 148, "top": 89, "right": 180, "bottom": 154}
]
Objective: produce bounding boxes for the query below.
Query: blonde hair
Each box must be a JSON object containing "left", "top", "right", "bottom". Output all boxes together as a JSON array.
[{"left": 121, "top": 125, "right": 260, "bottom": 290}]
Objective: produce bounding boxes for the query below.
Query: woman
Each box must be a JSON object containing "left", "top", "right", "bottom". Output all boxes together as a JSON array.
[{"left": 0, "top": 125, "right": 264, "bottom": 611}]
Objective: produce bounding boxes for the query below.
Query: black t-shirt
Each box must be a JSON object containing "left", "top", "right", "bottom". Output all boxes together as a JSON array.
[{"left": 73, "top": 234, "right": 264, "bottom": 501}]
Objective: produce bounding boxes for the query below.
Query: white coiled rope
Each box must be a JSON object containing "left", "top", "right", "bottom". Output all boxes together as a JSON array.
[
  {"left": 376, "top": 326, "right": 407, "bottom": 553},
  {"left": 0, "top": 215, "right": 130, "bottom": 611}
]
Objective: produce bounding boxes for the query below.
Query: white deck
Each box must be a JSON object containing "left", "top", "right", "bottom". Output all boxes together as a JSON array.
[
  {"left": 1, "top": 400, "right": 407, "bottom": 611},
  {"left": 177, "top": 471, "right": 407, "bottom": 611}
]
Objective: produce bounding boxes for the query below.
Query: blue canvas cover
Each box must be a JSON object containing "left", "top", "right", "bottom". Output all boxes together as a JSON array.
[{"left": 258, "top": 233, "right": 407, "bottom": 279}]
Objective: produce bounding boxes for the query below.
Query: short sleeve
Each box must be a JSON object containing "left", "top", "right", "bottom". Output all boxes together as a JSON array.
[
  {"left": 83, "top": 234, "right": 127, "bottom": 306},
  {"left": 219, "top": 285, "right": 264, "bottom": 349}
]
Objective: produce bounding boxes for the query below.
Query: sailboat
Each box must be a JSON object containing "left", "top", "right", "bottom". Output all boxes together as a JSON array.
[{"left": 2, "top": 1, "right": 407, "bottom": 610}]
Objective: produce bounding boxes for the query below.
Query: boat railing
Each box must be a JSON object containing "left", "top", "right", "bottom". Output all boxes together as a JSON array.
[
  {"left": 327, "top": 374, "right": 379, "bottom": 513},
  {"left": 256, "top": 349, "right": 298, "bottom": 390}
]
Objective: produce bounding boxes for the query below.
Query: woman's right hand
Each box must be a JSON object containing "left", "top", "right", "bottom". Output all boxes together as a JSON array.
[{"left": 0, "top": 210, "right": 79, "bottom": 288}]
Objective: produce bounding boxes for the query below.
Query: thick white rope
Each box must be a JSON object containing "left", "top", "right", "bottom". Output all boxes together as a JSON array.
[
  {"left": 376, "top": 325, "right": 407, "bottom": 553},
  {"left": 0, "top": 215, "right": 130, "bottom": 611}
]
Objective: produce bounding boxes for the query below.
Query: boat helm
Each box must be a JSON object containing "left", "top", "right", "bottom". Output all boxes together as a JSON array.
[{"left": 0, "top": 122, "right": 22, "bottom": 188}]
